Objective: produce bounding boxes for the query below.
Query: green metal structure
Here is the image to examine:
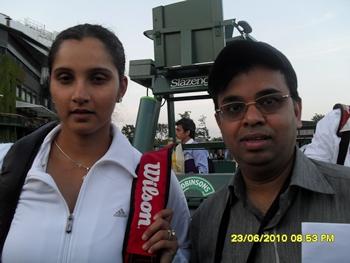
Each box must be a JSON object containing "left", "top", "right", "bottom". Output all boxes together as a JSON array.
[{"left": 130, "top": 0, "right": 254, "bottom": 209}]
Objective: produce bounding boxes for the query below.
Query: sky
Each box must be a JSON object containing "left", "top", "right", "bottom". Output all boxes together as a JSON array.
[{"left": 2, "top": 0, "right": 350, "bottom": 138}]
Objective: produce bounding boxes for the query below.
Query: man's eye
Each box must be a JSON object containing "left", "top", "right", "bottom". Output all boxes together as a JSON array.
[
  {"left": 259, "top": 96, "right": 279, "bottom": 106},
  {"left": 225, "top": 103, "right": 244, "bottom": 113}
]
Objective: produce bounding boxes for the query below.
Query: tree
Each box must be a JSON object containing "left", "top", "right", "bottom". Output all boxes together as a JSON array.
[
  {"left": 121, "top": 124, "right": 135, "bottom": 142},
  {"left": 0, "top": 54, "right": 24, "bottom": 113},
  {"left": 178, "top": 111, "right": 191, "bottom": 119},
  {"left": 155, "top": 123, "right": 169, "bottom": 146},
  {"left": 196, "top": 114, "right": 210, "bottom": 141},
  {"left": 311, "top": 113, "right": 325, "bottom": 124}
]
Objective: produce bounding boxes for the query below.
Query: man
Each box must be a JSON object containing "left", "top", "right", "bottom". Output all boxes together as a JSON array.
[
  {"left": 175, "top": 118, "right": 209, "bottom": 174},
  {"left": 190, "top": 40, "right": 350, "bottom": 262},
  {"left": 304, "top": 104, "right": 350, "bottom": 166}
]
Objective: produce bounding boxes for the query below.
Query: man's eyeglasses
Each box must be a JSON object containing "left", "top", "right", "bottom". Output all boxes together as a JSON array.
[{"left": 216, "top": 93, "right": 290, "bottom": 121}]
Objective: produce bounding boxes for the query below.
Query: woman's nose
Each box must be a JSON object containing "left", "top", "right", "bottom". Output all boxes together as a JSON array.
[{"left": 71, "top": 80, "right": 90, "bottom": 104}]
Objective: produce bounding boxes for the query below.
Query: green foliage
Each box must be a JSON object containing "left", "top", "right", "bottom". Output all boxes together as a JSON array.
[
  {"left": 0, "top": 54, "right": 24, "bottom": 113},
  {"left": 311, "top": 113, "right": 325, "bottom": 123},
  {"left": 178, "top": 111, "right": 191, "bottom": 119},
  {"left": 154, "top": 123, "right": 169, "bottom": 146},
  {"left": 196, "top": 114, "right": 210, "bottom": 141},
  {"left": 121, "top": 124, "right": 135, "bottom": 142},
  {"left": 177, "top": 111, "right": 211, "bottom": 141}
]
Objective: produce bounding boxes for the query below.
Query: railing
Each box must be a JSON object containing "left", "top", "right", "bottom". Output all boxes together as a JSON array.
[{"left": 0, "top": 113, "right": 26, "bottom": 127}]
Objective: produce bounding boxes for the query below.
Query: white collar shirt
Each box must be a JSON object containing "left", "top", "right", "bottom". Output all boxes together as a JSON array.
[{"left": 304, "top": 108, "right": 350, "bottom": 167}]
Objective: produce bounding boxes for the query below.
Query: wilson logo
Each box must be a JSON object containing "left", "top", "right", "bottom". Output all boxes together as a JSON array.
[{"left": 138, "top": 162, "right": 160, "bottom": 227}]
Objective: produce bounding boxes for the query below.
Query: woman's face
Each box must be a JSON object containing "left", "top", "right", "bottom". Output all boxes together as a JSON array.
[{"left": 50, "top": 37, "right": 127, "bottom": 136}]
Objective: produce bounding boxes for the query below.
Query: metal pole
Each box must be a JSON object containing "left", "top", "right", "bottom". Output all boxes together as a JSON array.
[
  {"left": 133, "top": 96, "right": 161, "bottom": 153},
  {"left": 167, "top": 94, "right": 176, "bottom": 143}
]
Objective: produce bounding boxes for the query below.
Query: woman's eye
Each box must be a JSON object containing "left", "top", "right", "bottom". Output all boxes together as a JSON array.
[
  {"left": 56, "top": 73, "right": 73, "bottom": 84},
  {"left": 91, "top": 74, "right": 108, "bottom": 84}
]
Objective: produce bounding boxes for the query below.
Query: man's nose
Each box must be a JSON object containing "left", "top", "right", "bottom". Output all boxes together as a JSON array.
[{"left": 242, "top": 103, "right": 265, "bottom": 126}]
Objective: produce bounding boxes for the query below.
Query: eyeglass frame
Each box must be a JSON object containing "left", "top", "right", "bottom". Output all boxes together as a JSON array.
[{"left": 215, "top": 93, "right": 291, "bottom": 121}]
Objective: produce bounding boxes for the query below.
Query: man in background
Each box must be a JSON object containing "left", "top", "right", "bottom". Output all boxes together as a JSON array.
[
  {"left": 304, "top": 104, "right": 350, "bottom": 166},
  {"left": 175, "top": 118, "right": 209, "bottom": 174}
]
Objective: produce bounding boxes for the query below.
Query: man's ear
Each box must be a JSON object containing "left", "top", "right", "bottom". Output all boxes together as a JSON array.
[
  {"left": 215, "top": 112, "right": 222, "bottom": 128},
  {"left": 294, "top": 99, "right": 302, "bottom": 129}
]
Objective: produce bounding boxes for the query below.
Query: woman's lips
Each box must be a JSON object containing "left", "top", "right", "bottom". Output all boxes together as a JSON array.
[
  {"left": 70, "top": 109, "right": 94, "bottom": 114},
  {"left": 70, "top": 109, "right": 95, "bottom": 120}
]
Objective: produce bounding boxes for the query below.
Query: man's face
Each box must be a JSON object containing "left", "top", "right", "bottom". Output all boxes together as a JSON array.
[
  {"left": 215, "top": 66, "right": 302, "bottom": 170},
  {"left": 175, "top": 125, "right": 190, "bottom": 143}
]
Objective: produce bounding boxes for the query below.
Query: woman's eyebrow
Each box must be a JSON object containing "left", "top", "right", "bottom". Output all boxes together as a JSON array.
[{"left": 52, "top": 67, "right": 73, "bottom": 74}]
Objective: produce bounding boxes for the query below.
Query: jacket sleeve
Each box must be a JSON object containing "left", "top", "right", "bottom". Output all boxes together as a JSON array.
[
  {"left": 192, "top": 149, "right": 209, "bottom": 174},
  {"left": 303, "top": 109, "right": 340, "bottom": 163},
  {"left": 166, "top": 171, "right": 191, "bottom": 262}
]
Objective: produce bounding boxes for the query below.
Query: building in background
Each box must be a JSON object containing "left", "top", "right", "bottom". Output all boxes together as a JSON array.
[
  {"left": 297, "top": 120, "right": 316, "bottom": 147},
  {"left": 0, "top": 13, "right": 57, "bottom": 142}
]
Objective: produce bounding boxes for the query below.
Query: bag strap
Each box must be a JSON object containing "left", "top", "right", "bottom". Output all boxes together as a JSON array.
[
  {"left": 333, "top": 104, "right": 350, "bottom": 165},
  {"left": 214, "top": 171, "right": 292, "bottom": 263},
  {"left": 0, "top": 121, "right": 58, "bottom": 255},
  {"left": 336, "top": 131, "right": 350, "bottom": 165},
  {"left": 123, "top": 145, "right": 173, "bottom": 263}
]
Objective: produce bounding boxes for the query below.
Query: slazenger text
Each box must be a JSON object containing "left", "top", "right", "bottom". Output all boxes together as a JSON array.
[{"left": 170, "top": 76, "right": 208, "bottom": 89}]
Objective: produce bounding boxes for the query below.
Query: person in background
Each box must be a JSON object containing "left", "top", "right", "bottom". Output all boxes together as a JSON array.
[
  {"left": 0, "top": 24, "right": 190, "bottom": 263},
  {"left": 190, "top": 39, "right": 350, "bottom": 262},
  {"left": 304, "top": 104, "right": 350, "bottom": 166},
  {"left": 175, "top": 118, "right": 209, "bottom": 174}
]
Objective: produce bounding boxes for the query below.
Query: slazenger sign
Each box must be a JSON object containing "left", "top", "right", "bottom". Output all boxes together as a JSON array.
[
  {"left": 179, "top": 176, "right": 215, "bottom": 197},
  {"left": 170, "top": 76, "right": 208, "bottom": 89}
]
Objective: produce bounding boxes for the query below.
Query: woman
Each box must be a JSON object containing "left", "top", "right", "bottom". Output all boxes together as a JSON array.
[{"left": 0, "top": 24, "right": 190, "bottom": 262}]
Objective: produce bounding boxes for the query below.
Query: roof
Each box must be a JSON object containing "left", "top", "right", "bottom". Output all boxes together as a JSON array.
[{"left": 16, "top": 100, "right": 56, "bottom": 119}]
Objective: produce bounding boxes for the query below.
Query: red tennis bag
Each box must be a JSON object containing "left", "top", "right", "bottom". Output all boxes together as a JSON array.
[{"left": 123, "top": 145, "right": 173, "bottom": 263}]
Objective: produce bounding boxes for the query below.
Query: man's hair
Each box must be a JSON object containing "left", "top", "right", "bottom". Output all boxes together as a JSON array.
[
  {"left": 208, "top": 40, "right": 300, "bottom": 108},
  {"left": 176, "top": 118, "right": 196, "bottom": 139},
  {"left": 48, "top": 23, "right": 125, "bottom": 79}
]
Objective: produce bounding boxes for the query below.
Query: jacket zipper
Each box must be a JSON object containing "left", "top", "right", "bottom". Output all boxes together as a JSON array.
[
  {"left": 61, "top": 213, "right": 74, "bottom": 263},
  {"left": 66, "top": 214, "right": 74, "bottom": 233},
  {"left": 54, "top": 168, "right": 92, "bottom": 262}
]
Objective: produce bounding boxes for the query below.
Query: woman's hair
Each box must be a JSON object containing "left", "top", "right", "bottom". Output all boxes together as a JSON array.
[{"left": 48, "top": 24, "right": 125, "bottom": 78}]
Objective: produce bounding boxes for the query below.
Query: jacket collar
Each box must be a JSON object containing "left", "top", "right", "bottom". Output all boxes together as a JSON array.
[
  {"left": 98, "top": 124, "right": 141, "bottom": 178},
  {"left": 38, "top": 123, "right": 141, "bottom": 178},
  {"left": 185, "top": 138, "right": 194, "bottom": 144}
]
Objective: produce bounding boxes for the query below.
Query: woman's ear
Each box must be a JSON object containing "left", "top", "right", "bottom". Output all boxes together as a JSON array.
[{"left": 117, "top": 76, "right": 128, "bottom": 102}]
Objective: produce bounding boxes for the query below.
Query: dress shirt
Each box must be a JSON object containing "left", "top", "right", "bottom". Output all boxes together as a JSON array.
[
  {"left": 191, "top": 148, "right": 350, "bottom": 263},
  {"left": 183, "top": 138, "right": 209, "bottom": 174}
]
